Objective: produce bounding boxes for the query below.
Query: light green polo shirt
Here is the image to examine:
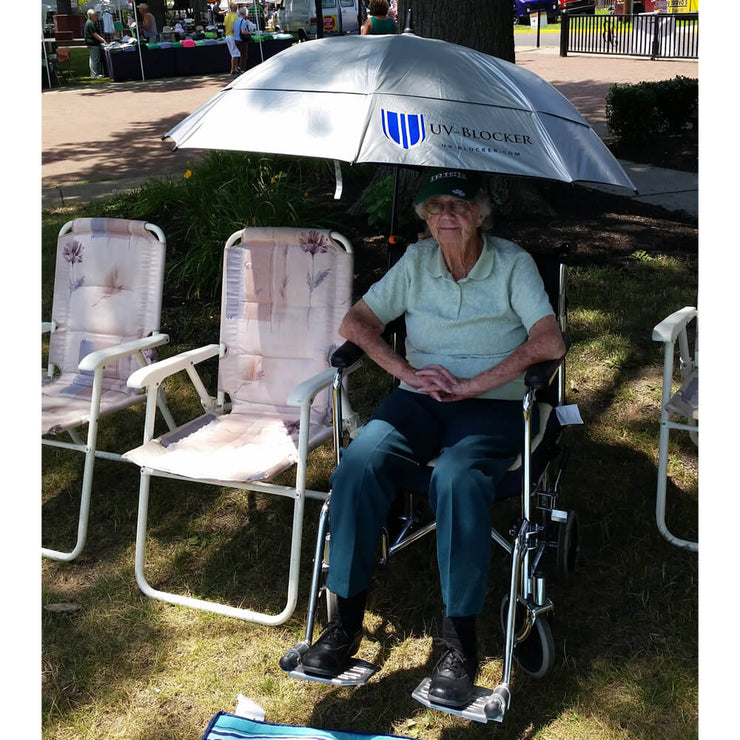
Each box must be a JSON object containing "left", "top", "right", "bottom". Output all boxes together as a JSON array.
[{"left": 363, "top": 235, "right": 554, "bottom": 400}]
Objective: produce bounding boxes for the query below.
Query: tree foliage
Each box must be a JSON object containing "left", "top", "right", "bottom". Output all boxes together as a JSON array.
[{"left": 395, "top": 0, "right": 515, "bottom": 62}]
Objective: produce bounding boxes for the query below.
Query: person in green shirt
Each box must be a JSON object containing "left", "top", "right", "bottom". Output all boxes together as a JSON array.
[
  {"left": 83, "top": 9, "right": 108, "bottom": 78},
  {"left": 361, "top": 0, "right": 397, "bottom": 35}
]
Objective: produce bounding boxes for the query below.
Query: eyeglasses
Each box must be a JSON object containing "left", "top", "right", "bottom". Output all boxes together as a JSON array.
[{"left": 424, "top": 199, "right": 474, "bottom": 216}]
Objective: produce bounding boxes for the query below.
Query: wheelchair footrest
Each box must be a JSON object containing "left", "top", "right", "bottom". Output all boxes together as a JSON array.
[
  {"left": 411, "top": 678, "right": 505, "bottom": 724},
  {"left": 288, "top": 659, "right": 379, "bottom": 686}
]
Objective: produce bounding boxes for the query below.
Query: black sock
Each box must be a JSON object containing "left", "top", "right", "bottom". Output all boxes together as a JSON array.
[
  {"left": 337, "top": 589, "right": 367, "bottom": 633},
  {"left": 442, "top": 612, "right": 478, "bottom": 660}
]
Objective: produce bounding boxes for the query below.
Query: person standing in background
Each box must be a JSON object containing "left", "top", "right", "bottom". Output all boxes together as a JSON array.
[
  {"left": 211, "top": 2, "right": 226, "bottom": 24},
  {"left": 137, "top": 3, "right": 158, "bottom": 42},
  {"left": 361, "top": 0, "right": 397, "bottom": 35},
  {"left": 224, "top": 3, "right": 241, "bottom": 75},
  {"left": 233, "top": 6, "right": 257, "bottom": 73},
  {"left": 84, "top": 9, "right": 108, "bottom": 78}
]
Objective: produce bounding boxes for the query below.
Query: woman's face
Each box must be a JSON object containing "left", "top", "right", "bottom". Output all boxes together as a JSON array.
[{"left": 423, "top": 195, "right": 484, "bottom": 250}]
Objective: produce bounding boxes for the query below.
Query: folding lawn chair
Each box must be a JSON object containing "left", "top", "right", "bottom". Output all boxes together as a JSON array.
[
  {"left": 42, "top": 218, "right": 176, "bottom": 561},
  {"left": 122, "top": 227, "right": 357, "bottom": 625},
  {"left": 652, "top": 306, "right": 698, "bottom": 551},
  {"left": 55, "top": 46, "right": 77, "bottom": 85}
]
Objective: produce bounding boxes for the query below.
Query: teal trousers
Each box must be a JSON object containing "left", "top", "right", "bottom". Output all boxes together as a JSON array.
[{"left": 326, "top": 389, "right": 526, "bottom": 617}]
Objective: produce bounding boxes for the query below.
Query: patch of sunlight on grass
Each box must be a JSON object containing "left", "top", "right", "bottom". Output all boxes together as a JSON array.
[
  {"left": 569, "top": 654, "right": 698, "bottom": 740},
  {"left": 569, "top": 306, "right": 613, "bottom": 336},
  {"left": 536, "top": 710, "right": 631, "bottom": 739}
]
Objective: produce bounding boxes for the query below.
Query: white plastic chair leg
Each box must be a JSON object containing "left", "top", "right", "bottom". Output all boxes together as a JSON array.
[
  {"left": 133, "top": 467, "right": 305, "bottom": 625},
  {"left": 42, "top": 373, "right": 104, "bottom": 562},
  {"left": 655, "top": 420, "right": 698, "bottom": 552}
]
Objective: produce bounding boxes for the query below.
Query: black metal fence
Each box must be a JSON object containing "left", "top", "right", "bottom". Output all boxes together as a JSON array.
[{"left": 560, "top": 11, "right": 698, "bottom": 60}]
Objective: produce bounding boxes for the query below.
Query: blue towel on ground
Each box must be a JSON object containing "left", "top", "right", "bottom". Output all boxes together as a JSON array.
[{"left": 201, "top": 712, "right": 414, "bottom": 740}]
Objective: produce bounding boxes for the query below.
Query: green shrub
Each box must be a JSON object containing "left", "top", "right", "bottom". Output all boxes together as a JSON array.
[
  {"left": 84, "top": 152, "right": 336, "bottom": 298},
  {"left": 653, "top": 76, "right": 698, "bottom": 133},
  {"left": 605, "top": 76, "right": 698, "bottom": 142},
  {"left": 361, "top": 174, "right": 413, "bottom": 233}
]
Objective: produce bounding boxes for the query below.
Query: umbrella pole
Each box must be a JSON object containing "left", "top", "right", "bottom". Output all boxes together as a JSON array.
[
  {"left": 403, "top": 7, "right": 414, "bottom": 34},
  {"left": 388, "top": 165, "right": 399, "bottom": 241},
  {"left": 387, "top": 165, "right": 405, "bottom": 379},
  {"left": 42, "top": 30, "right": 52, "bottom": 88},
  {"left": 133, "top": 12, "right": 146, "bottom": 81}
]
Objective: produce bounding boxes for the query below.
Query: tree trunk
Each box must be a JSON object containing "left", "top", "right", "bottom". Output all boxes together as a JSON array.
[
  {"left": 395, "top": 0, "right": 514, "bottom": 62},
  {"left": 56, "top": 0, "right": 72, "bottom": 14}
]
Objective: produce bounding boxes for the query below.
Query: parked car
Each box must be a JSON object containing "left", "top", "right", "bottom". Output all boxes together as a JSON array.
[
  {"left": 558, "top": 0, "right": 596, "bottom": 14},
  {"left": 512, "top": 1, "right": 560, "bottom": 24},
  {"left": 278, "top": 0, "right": 360, "bottom": 41}
]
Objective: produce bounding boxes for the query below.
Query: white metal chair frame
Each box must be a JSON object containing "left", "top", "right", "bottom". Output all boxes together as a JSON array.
[
  {"left": 652, "top": 305, "right": 698, "bottom": 552},
  {"left": 42, "top": 220, "right": 176, "bottom": 562},
  {"left": 125, "top": 229, "right": 360, "bottom": 626}
]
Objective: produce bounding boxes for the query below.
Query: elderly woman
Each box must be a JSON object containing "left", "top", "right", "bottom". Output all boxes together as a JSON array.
[
  {"left": 361, "top": 0, "right": 397, "bottom": 35},
  {"left": 233, "top": 6, "right": 257, "bottom": 73},
  {"left": 300, "top": 170, "right": 565, "bottom": 708}
]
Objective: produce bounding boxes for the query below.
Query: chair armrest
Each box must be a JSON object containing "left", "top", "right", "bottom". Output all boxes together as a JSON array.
[
  {"left": 287, "top": 367, "right": 337, "bottom": 407},
  {"left": 78, "top": 333, "right": 170, "bottom": 373},
  {"left": 42, "top": 321, "right": 55, "bottom": 334},
  {"left": 127, "top": 344, "right": 220, "bottom": 389},
  {"left": 523, "top": 331, "right": 569, "bottom": 390},
  {"left": 331, "top": 340, "right": 365, "bottom": 370},
  {"left": 652, "top": 306, "right": 697, "bottom": 343},
  {"left": 524, "top": 356, "right": 564, "bottom": 391}
]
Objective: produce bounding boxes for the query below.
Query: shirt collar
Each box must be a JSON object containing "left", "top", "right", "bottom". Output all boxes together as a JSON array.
[{"left": 428, "top": 235, "right": 495, "bottom": 281}]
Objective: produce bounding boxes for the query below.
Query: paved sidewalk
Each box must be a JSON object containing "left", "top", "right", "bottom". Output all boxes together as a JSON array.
[{"left": 41, "top": 47, "right": 698, "bottom": 218}]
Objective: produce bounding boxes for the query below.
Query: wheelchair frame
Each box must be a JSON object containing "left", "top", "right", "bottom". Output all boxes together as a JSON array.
[{"left": 281, "top": 248, "right": 577, "bottom": 723}]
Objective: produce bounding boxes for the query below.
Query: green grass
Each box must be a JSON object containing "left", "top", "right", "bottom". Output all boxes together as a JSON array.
[{"left": 41, "top": 160, "right": 698, "bottom": 739}]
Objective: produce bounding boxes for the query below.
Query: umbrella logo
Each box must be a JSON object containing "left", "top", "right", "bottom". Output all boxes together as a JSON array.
[{"left": 381, "top": 110, "right": 426, "bottom": 150}]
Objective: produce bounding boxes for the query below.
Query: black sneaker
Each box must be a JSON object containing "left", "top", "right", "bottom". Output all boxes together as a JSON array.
[
  {"left": 428, "top": 640, "right": 478, "bottom": 708},
  {"left": 301, "top": 619, "right": 362, "bottom": 678}
]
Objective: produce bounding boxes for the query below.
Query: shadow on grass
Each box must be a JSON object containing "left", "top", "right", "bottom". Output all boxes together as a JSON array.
[
  {"left": 41, "top": 194, "right": 698, "bottom": 737},
  {"left": 298, "top": 430, "right": 696, "bottom": 739}
]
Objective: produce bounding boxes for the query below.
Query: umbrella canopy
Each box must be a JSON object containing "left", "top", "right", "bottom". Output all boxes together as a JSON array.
[{"left": 164, "top": 33, "right": 635, "bottom": 193}]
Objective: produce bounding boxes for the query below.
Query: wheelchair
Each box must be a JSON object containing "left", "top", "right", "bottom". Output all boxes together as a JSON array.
[{"left": 280, "top": 244, "right": 578, "bottom": 724}]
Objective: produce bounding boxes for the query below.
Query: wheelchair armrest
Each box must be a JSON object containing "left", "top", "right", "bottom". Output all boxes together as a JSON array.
[
  {"left": 524, "top": 357, "right": 563, "bottom": 391},
  {"left": 524, "top": 334, "right": 569, "bottom": 390},
  {"left": 331, "top": 340, "right": 365, "bottom": 370}
]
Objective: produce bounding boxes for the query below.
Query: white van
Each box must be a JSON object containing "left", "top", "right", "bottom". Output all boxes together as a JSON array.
[{"left": 277, "top": 0, "right": 361, "bottom": 41}]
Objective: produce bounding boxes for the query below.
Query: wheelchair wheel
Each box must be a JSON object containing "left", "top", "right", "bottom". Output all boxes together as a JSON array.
[
  {"left": 556, "top": 511, "right": 579, "bottom": 586},
  {"left": 499, "top": 595, "right": 555, "bottom": 680}
]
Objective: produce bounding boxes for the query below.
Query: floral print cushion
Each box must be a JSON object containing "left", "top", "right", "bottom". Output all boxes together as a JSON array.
[
  {"left": 219, "top": 228, "right": 353, "bottom": 418},
  {"left": 124, "top": 228, "right": 353, "bottom": 484},
  {"left": 124, "top": 406, "right": 334, "bottom": 482},
  {"left": 48, "top": 218, "right": 165, "bottom": 387},
  {"left": 42, "top": 376, "right": 146, "bottom": 436},
  {"left": 43, "top": 218, "right": 165, "bottom": 435}
]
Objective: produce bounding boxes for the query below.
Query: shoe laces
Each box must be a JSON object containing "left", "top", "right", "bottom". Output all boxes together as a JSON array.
[
  {"left": 433, "top": 639, "right": 473, "bottom": 677},
  {"left": 319, "top": 618, "right": 357, "bottom": 645},
  {"left": 433, "top": 637, "right": 478, "bottom": 677}
]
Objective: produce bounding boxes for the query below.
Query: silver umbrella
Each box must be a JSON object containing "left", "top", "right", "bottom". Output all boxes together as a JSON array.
[{"left": 164, "top": 32, "right": 635, "bottom": 193}]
